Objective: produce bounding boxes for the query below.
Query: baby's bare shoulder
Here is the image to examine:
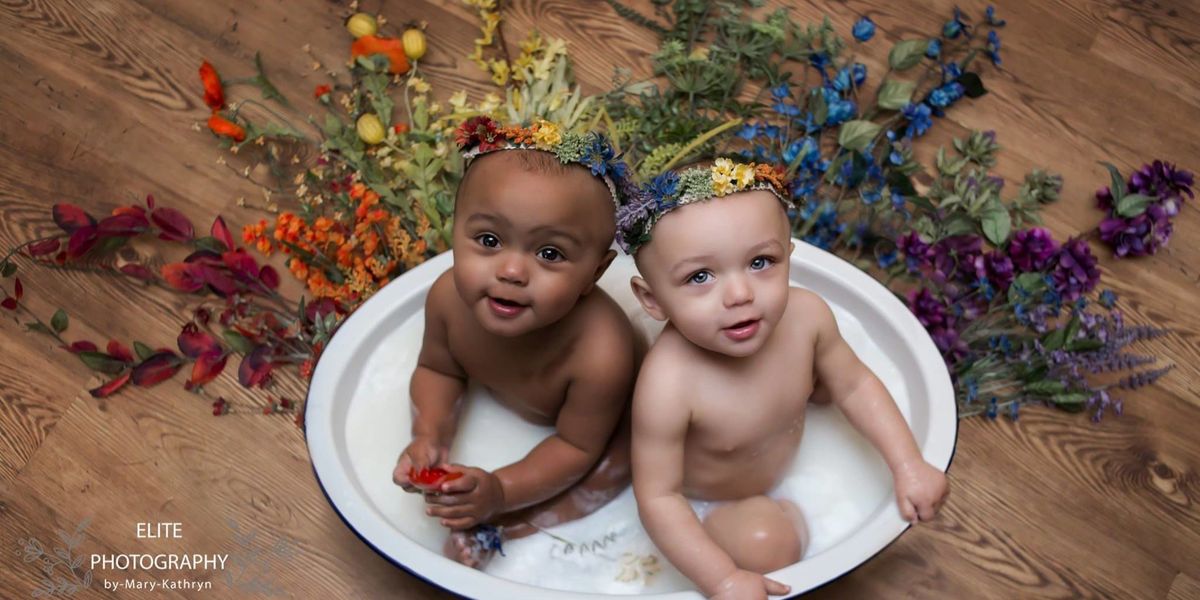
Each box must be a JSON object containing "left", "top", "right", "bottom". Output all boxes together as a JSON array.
[
  {"left": 634, "top": 328, "right": 696, "bottom": 405},
  {"left": 565, "top": 290, "right": 638, "bottom": 379}
]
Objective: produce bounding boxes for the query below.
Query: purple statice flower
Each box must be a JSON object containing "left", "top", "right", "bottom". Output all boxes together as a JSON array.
[
  {"left": 971, "top": 251, "right": 1014, "bottom": 291},
  {"left": 1008, "top": 227, "right": 1059, "bottom": 272},
  {"left": 928, "top": 235, "right": 983, "bottom": 284},
  {"left": 1051, "top": 238, "right": 1100, "bottom": 301},
  {"left": 897, "top": 231, "right": 931, "bottom": 269},
  {"left": 932, "top": 326, "right": 968, "bottom": 365},
  {"left": 1098, "top": 203, "right": 1173, "bottom": 258},
  {"left": 1128, "top": 160, "right": 1194, "bottom": 207},
  {"left": 907, "top": 288, "right": 948, "bottom": 328}
]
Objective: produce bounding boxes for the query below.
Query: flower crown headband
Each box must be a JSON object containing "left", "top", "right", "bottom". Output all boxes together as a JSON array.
[
  {"left": 454, "top": 116, "right": 635, "bottom": 209},
  {"left": 615, "top": 158, "right": 793, "bottom": 255}
]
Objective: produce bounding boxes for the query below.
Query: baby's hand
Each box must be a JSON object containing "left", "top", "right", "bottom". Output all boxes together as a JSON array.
[
  {"left": 393, "top": 436, "right": 448, "bottom": 493},
  {"left": 709, "top": 569, "right": 790, "bottom": 600},
  {"left": 893, "top": 458, "right": 948, "bottom": 522},
  {"left": 423, "top": 465, "right": 505, "bottom": 530}
]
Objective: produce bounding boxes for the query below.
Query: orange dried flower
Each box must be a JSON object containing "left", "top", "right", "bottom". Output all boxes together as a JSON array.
[
  {"left": 208, "top": 113, "right": 246, "bottom": 143},
  {"left": 350, "top": 35, "right": 411, "bottom": 75}
]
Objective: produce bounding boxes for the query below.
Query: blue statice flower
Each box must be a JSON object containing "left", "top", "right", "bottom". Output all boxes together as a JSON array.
[
  {"left": 736, "top": 123, "right": 759, "bottom": 141},
  {"left": 943, "top": 7, "right": 969, "bottom": 39},
  {"left": 852, "top": 17, "right": 876, "bottom": 42},
  {"left": 771, "top": 83, "right": 791, "bottom": 99},
  {"left": 773, "top": 100, "right": 801, "bottom": 117},
  {"left": 582, "top": 136, "right": 615, "bottom": 176},
  {"left": 877, "top": 249, "right": 898, "bottom": 269},
  {"left": 809, "top": 52, "right": 830, "bottom": 75},
  {"left": 1100, "top": 289, "right": 1117, "bottom": 309},
  {"left": 794, "top": 111, "right": 819, "bottom": 134},
  {"left": 986, "top": 5, "right": 1006, "bottom": 26},
  {"left": 901, "top": 102, "right": 933, "bottom": 137},
  {"left": 853, "top": 63, "right": 868, "bottom": 86},
  {"left": 889, "top": 149, "right": 904, "bottom": 165},
  {"left": 832, "top": 67, "right": 852, "bottom": 92},
  {"left": 965, "top": 378, "right": 979, "bottom": 403},
  {"left": 648, "top": 170, "right": 679, "bottom": 200},
  {"left": 891, "top": 189, "right": 907, "bottom": 211},
  {"left": 928, "top": 82, "right": 965, "bottom": 108},
  {"left": 861, "top": 186, "right": 883, "bottom": 205},
  {"left": 783, "top": 137, "right": 819, "bottom": 165},
  {"left": 822, "top": 87, "right": 858, "bottom": 125},
  {"left": 942, "top": 62, "right": 963, "bottom": 83},
  {"left": 802, "top": 203, "right": 845, "bottom": 250},
  {"left": 762, "top": 124, "right": 782, "bottom": 141},
  {"left": 986, "top": 30, "right": 1002, "bottom": 66},
  {"left": 926, "top": 39, "right": 941, "bottom": 58}
]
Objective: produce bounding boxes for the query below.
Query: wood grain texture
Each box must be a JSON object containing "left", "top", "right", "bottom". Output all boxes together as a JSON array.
[{"left": 0, "top": 0, "right": 1197, "bottom": 598}]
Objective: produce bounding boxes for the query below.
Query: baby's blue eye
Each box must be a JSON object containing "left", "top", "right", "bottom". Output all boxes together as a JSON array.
[
  {"left": 750, "top": 256, "right": 773, "bottom": 270},
  {"left": 476, "top": 233, "right": 500, "bottom": 248},
  {"left": 688, "top": 271, "right": 712, "bottom": 284},
  {"left": 538, "top": 247, "right": 564, "bottom": 262}
]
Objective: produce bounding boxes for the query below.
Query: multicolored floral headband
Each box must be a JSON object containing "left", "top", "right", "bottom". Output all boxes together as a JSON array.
[
  {"left": 454, "top": 116, "right": 634, "bottom": 208},
  {"left": 615, "top": 158, "right": 792, "bottom": 254}
]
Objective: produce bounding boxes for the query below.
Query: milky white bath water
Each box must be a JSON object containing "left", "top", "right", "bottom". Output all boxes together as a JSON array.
[{"left": 345, "top": 259, "right": 897, "bottom": 594}]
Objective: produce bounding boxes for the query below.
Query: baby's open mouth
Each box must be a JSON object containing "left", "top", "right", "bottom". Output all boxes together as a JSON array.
[
  {"left": 487, "top": 295, "right": 529, "bottom": 318},
  {"left": 722, "top": 318, "right": 761, "bottom": 341}
]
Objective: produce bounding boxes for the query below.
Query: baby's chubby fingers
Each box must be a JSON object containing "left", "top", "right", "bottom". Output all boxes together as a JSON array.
[
  {"left": 427, "top": 504, "right": 475, "bottom": 520},
  {"left": 440, "top": 516, "right": 477, "bottom": 531},
  {"left": 763, "top": 576, "right": 790, "bottom": 596},
  {"left": 439, "top": 469, "right": 479, "bottom": 494},
  {"left": 898, "top": 497, "right": 918, "bottom": 523},
  {"left": 423, "top": 491, "right": 465, "bottom": 506}
]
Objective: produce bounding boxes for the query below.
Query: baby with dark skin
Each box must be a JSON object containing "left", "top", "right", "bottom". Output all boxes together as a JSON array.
[{"left": 392, "top": 149, "right": 640, "bottom": 567}]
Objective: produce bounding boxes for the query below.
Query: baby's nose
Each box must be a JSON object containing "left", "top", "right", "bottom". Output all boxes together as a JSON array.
[
  {"left": 722, "top": 275, "right": 754, "bottom": 307},
  {"left": 495, "top": 253, "right": 528, "bottom": 285}
]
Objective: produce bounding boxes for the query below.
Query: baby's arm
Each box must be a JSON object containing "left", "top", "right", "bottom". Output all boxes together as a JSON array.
[
  {"left": 806, "top": 291, "right": 948, "bottom": 521},
  {"left": 393, "top": 274, "right": 468, "bottom": 491},
  {"left": 632, "top": 364, "right": 787, "bottom": 598},
  {"left": 433, "top": 322, "right": 634, "bottom": 528}
]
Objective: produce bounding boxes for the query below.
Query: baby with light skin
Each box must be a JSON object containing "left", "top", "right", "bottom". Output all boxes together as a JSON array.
[
  {"left": 621, "top": 160, "right": 949, "bottom": 599},
  {"left": 392, "top": 117, "right": 641, "bottom": 568}
]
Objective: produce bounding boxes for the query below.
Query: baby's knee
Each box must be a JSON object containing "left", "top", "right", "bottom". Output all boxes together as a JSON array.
[{"left": 703, "top": 497, "right": 806, "bottom": 573}]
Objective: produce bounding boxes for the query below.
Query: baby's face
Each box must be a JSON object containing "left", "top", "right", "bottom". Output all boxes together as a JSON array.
[
  {"left": 452, "top": 151, "right": 617, "bottom": 337},
  {"left": 633, "top": 190, "right": 792, "bottom": 357}
]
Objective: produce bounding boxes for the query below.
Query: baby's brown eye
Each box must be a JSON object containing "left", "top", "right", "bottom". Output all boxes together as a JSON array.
[
  {"left": 476, "top": 233, "right": 500, "bottom": 248},
  {"left": 538, "top": 247, "right": 563, "bottom": 262}
]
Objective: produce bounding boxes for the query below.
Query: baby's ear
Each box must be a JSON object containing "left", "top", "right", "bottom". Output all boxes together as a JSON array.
[
  {"left": 788, "top": 240, "right": 796, "bottom": 255},
  {"left": 630, "top": 276, "right": 667, "bottom": 321},
  {"left": 582, "top": 249, "right": 618, "bottom": 295}
]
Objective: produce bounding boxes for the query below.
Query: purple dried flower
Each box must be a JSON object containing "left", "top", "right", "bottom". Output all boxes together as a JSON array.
[
  {"left": 1051, "top": 237, "right": 1100, "bottom": 301},
  {"left": 1115, "top": 365, "right": 1174, "bottom": 389},
  {"left": 931, "top": 326, "right": 969, "bottom": 365},
  {"left": 1098, "top": 203, "right": 1173, "bottom": 258},
  {"left": 908, "top": 288, "right": 948, "bottom": 328},
  {"left": 972, "top": 251, "right": 1014, "bottom": 291},
  {"left": 897, "top": 231, "right": 931, "bottom": 271},
  {"left": 929, "top": 235, "right": 983, "bottom": 284},
  {"left": 1128, "top": 160, "right": 1194, "bottom": 205},
  {"left": 1008, "top": 227, "right": 1060, "bottom": 272}
]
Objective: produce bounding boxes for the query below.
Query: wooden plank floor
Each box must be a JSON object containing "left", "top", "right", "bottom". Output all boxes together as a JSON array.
[{"left": 1, "top": 0, "right": 1197, "bottom": 598}]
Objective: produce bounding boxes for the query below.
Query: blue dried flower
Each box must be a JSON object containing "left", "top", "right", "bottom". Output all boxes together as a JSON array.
[
  {"left": 986, "top": 30, "right": 1002, "bottom": 66},
  {"left": 1099, "top": 289, "right": 1117, "bottom": 309},
  {"left": 736, "top": 123, "right": 759, "bottom": 141},
  {"left": 942, "top": 62, "right": 963, "bottom": 83},
  {"left": 926, "top": 39, "right": 942, "bottom": 58},
  {"left": 877, "top": 249, "right": 898, "bottom": 269},
  {"left": 852, "top": 17, "right": 876, "bottom": 42},
  {"left": 902, "top": 102, "right": 933, "bottom": 137},
  {"left": 985, "top": 5, "right": 1007, "bottom": 26},
  {"left": 986, "top": 397, "right": 998, "bottom": 419},
  {"left": 771, "top": 83, "right": 791, "bottom": 99},
  {"left": 853, "top": 63, "right": 868, "bottom": 86},
  {"left": 1009, "top": 401, "right": 1020, "bottom": 420},
  {"left": 944, "top": 7, "right": 969, "bottom": 39}
]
